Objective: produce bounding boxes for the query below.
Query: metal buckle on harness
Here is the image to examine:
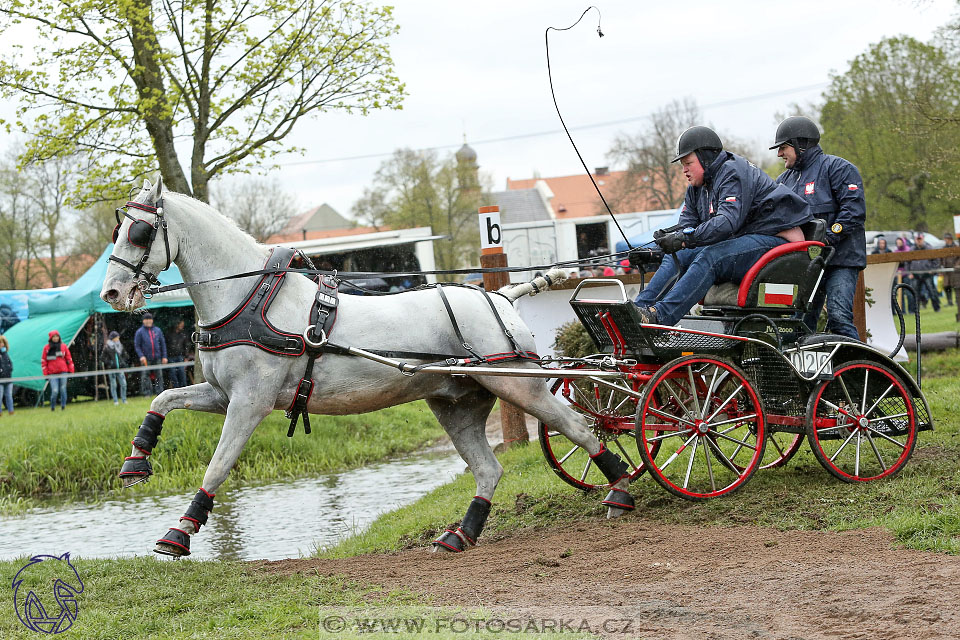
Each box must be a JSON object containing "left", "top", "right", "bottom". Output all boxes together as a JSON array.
[{"left": 303, "top": 325, "right": 327, "bottom": 349}]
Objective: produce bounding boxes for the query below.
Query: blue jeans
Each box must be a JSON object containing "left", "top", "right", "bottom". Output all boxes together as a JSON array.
[
  {"left": 140, "top": 360, "right": 164, "bottom": 396},
  {"left": 905, "top": 273, "right": 939, "bottom": 313},
  {"left": 0, "top": 382, "right": 13, "bottom": 413},
  {"left": 108, "top": 371, "right": 127, "bottom": 403},
  {"left": 49, "top": 376, "right": 67, "bottom": 408},
  {"left": 168, "top": 356, "right": 187, "bottom": 388},
  {"left": 635, "top": 234, "right": 787, "bottom": 326},
  {"left": 802, "top": 266, "right": 861, "bottom": 340}
]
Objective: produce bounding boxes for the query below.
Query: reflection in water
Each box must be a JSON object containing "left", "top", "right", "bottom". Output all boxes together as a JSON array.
[{"left": 0, "top": 452, "right": 465, "bottom": 561}]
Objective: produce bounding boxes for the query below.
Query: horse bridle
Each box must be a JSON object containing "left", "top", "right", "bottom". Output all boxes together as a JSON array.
[{"left": 109, "top": 198, "right": 172, "bottom": 292}]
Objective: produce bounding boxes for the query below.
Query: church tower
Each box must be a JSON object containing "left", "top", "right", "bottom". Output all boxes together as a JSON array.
[{"left": 455, "top": 138, "right": 479, "bottom": 194}]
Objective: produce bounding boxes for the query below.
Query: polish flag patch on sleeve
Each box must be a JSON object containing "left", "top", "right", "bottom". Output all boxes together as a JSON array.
[
  {"left": 759, "top": 283, "right": 797, "bottom": 307},
  {"left": 848, "top": 184, "right": 859, "bottom": 191},
  {"left": 725, "top": 196, "right": 737, "bottom": 202}
]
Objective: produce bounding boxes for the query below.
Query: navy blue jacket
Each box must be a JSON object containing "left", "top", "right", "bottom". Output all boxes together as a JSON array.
[
  {"left": 134, "top": 325, "right": 167, "bottom": 361},
  {"left": 679, "top": 151, "right": 811, "bottom": 247},
  {"left": 775, "top": 146, "right": 866, "bottom": 269}
]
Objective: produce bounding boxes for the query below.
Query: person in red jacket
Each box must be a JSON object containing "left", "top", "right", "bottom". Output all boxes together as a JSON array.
[{"left": 41, "top": 330, "right": 74, "bottom": 411}]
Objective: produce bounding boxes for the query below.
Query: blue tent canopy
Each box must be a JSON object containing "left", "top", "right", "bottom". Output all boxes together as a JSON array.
[{"left": 29, "top": 245, "right": 191, "bottom": 315}]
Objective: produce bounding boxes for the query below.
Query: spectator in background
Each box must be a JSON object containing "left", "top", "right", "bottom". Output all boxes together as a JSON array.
[
  {"left": 101, "top": 330, "right": 128, "bottom": 405},
  {"left": 0, "top": 335, "right": 13, "bottom": 415},
  {"left": 41, "top": 330, "right": 73, "bottom": 411},
  {"left": 134, "top": 313, "right": 167, "bottom": 396},
  {"left": 942, "top": 232, "right": 960, "bottom": 307},
  {"left": 872, "top": 237, "right": 891, "bottom": 254},
  {"left": 906, "top": 234, "right": 940, "bottom": 313},
  {"left": 166, "top": 319, "right": 189, "bottom": 389}
]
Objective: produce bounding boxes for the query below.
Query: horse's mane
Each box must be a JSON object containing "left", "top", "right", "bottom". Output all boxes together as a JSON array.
[{"left": 163, "top": 191, "right": 263, "bottom": 247}]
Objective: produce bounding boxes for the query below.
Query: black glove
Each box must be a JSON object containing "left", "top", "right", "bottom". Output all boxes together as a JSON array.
[
  {"left": 655, "top": 230, "right": 686, "bottom": 254},
  {"left": 653, "top": 228, "right": 667, "bottom": 241}
]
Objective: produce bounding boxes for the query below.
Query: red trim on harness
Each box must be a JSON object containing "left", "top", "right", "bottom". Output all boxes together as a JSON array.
[
  {"left": 125, "top": 201, "right": 157, "bottom": 213},
  {"left": 202, "top": 338, "right": 305, "bottom": 357},
  {"left": 286, "top": 378, "right": 315, "bottom": 413},
  {"left": 131, "top": 440, "right": 151, "bottom": 455},
  {"left": 124, "top": 456, "right": 146, "bottom": 461},
  {"left": 198, "top": 487, "right": 215, "bottom": 499},
  {"left": 737, "top": 241, "right": 824, "bottom": 307},
  {"left": 127, "top": 221, "right": 150, "bottom": 248}
]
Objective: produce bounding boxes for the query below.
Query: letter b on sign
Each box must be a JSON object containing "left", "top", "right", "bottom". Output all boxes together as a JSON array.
[{"left": 478, "top": 205, "right": 503, "bottom": 254}]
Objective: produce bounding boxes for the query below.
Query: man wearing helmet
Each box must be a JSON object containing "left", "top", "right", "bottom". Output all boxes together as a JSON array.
[
  {"left": 772, "top": 116, "right": 866, "bottom": 340},
  {"left": 634, "top": 126, "right": 811, "bottom": 326}
]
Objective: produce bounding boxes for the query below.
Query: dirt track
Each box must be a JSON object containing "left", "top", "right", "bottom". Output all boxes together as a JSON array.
[{"left": 257, "top": 520, "right": 959, "bottom": 639}]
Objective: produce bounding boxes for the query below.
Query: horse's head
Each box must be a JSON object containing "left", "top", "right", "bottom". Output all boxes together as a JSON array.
[{"left": 101, "top": 176, "right": 177, "bottom": 311}]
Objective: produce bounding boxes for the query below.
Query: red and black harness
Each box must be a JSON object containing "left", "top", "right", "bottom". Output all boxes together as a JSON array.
[{"left": 189, "top": 247, "right": 540, "bottom": 438}]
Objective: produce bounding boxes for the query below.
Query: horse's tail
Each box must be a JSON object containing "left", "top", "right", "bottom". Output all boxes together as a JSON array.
[{"left": 498, "top": 267, "right": 569, "bottom": 302}]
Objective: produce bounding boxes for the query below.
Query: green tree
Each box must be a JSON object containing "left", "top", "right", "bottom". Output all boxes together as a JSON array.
[
  {"left": 0, "top": 0, "right": 404, "bottom": 203},
  {"left": 353, "top": 149, "right": 485, "bottom": 271},
  {"left": 820, "top": 36, "right": 960, "bottom": 232}
]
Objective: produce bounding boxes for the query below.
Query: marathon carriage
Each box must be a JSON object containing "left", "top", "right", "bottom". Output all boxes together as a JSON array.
[{"left": 538, "top": 219, "right": 933, "bottom": 500}]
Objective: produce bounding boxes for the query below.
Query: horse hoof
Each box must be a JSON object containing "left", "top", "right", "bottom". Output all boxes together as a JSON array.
[
  {"left": 431, "top": 530, "right": 465, "bottom": 553},
  {"left": 121, "top": 475, "right": 149, "bottom": 489},
  {"left": 602, "top": 489, "right": 635, "bottom": 519},
  {"left": 154, "top": 528, "right": 191, "bottom": 557},
  {"left": 119, "top": 456, "right": 152, "bottom": 487}
]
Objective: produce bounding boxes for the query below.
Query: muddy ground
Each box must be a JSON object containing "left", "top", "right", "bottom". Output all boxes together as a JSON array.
[{"left": 258, "top": 520, "right": 959, "bottom": 639}]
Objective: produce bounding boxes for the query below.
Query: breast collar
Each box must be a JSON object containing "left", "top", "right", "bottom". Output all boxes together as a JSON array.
[{"left": 192, "top": 247, "right": 334, "bottom": 357}]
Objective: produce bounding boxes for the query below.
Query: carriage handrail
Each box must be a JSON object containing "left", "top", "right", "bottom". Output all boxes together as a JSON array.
[{"left": 570, "top": 278, "right": 628, "bottom": 303}]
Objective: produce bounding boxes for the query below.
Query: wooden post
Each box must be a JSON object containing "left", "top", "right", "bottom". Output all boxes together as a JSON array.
[
  {"left": 478, "top": 205, "right": 528, "bottom": 449},
  {"left": 854, "top": 271, "right": 867, "bottom": 341}
]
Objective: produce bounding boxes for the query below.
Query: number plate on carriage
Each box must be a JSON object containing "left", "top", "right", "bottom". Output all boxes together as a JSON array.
[{"left": 789, "top": 350, "right": 833, "bottom": 377}]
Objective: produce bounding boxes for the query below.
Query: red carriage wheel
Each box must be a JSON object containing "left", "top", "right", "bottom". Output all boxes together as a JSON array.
[
  {"left": 758, "top": 432, "right": 805, "bottom": 469},
  {"left": 805, "top": 360, "right": 917, "bottom": 482},
  {"left": 636, "top": 355, "right": 766, "bottom": 501},
  {"left": 538, "top": 367, "right": 652, "bottom": 491}
]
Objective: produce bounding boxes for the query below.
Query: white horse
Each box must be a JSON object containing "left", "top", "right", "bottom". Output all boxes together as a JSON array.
[{"left": 101, "top": 177, "right": 633, "bottom": 556}]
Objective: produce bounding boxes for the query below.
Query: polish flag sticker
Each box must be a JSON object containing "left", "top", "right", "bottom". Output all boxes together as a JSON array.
[
  {"left": 760, "top": 283, "right": 797, "bottom": 307},
  {"left": 848, "top": 184, "right": 859, "bottom": 191},
  {"left": 725, "top": 196, "right": 737, "bottom": 202},
  {"left": 804, "top": 182, "right": 815, "bottom": 195}
]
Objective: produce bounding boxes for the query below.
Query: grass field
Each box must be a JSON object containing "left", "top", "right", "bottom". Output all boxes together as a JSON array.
[
  {"left": 897, "top": 304, "right": 959, "bottom": 334},
  {"left": 0, "top": 397, "right": 444, "bottom": 515}
]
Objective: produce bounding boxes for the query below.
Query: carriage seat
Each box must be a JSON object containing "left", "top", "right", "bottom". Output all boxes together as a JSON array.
[{"left": 701, "top": 219, "right": 829, "bottom": 314}]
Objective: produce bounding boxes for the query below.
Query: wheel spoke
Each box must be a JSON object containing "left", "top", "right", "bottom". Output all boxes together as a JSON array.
[
  {"left": 861, "top": 369, "right": 870, "bottom": 420},
  {"left": 683, "top": 437, "right": 700, "bottom": 489},
  {"left": 614, "top": 439, "right": 639, "bottom": 471},
  {"left": 711, "top": 430, "right": 757, "bottom": 451},
  {"left": 687, "top": 366, "right": 702, "bottom": 417},
  {"left": 837, "top": 375, "right": 859, "bottom": 415},
  {"left": 558, "top": 443, "right": 581, "bottom": 465},
  {"left": 706, "top": 435, "right": 741, "bottom": 475},
  {"left": 865, "top": 426, "right": 907, "bottom": 449},
  {"left": 770, "top": 436, "right": 786, "bottom": 457},
  {"left": 660, "top": 432, "right": 698, "bottom": 471},
  {"left": 865, "top": 431, "right": 887, "bottom": 471},
  {"left": 819, "top": 397, "right": 856, "bottom": 420},
  {"left": 706, "top": 384, "right": 745, "bottom": 423},
  {"left": 579, "top": 456, "right": 593, "bottom": 483},
  {"left": 854, "top": 430, "right": 862, "bottom": 476},
  {"left": 869, "top": 412, "right": 909, "bottom": 424},
  {"left": 828, "top": 427, "right": 860, "bottom": 462},
  {"left": 605, "top": 387, "right": 615, "bottom": 411},
  {"left": 645, "top": 428, "right": 693, "bottom": 443},
  {"left": 648, "top": 406, "right": 697, "bottom": 428},
  {"left": 863, "top": 384, "right": 895, "bottom": 419},
  {"left": 702, "top": 365, "right": 720, "bottom": 420},
  {"left": 709, "top": 413, "right": 758, "bottom": 429},
  {"left": 703, "top": 433, "right": 716, "bottom": 492},
  {"left": 661, "top": 378, "right": 696, "bottom": 421},
  {"left": 613, "top": 395, "right": 632, "bottom": 413}
]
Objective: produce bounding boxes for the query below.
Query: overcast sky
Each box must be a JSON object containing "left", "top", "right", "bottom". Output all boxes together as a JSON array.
[{"left": 4, "top": 0, "right": 958, "bottom": 219}]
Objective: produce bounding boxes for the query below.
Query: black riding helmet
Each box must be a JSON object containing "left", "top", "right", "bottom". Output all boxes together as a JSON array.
[
  {"left": 672, "top": 126, "right": 723, "bottom": 172},
  {"left": 769, "top": 116, "right": 821, "bottom": 154}
]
